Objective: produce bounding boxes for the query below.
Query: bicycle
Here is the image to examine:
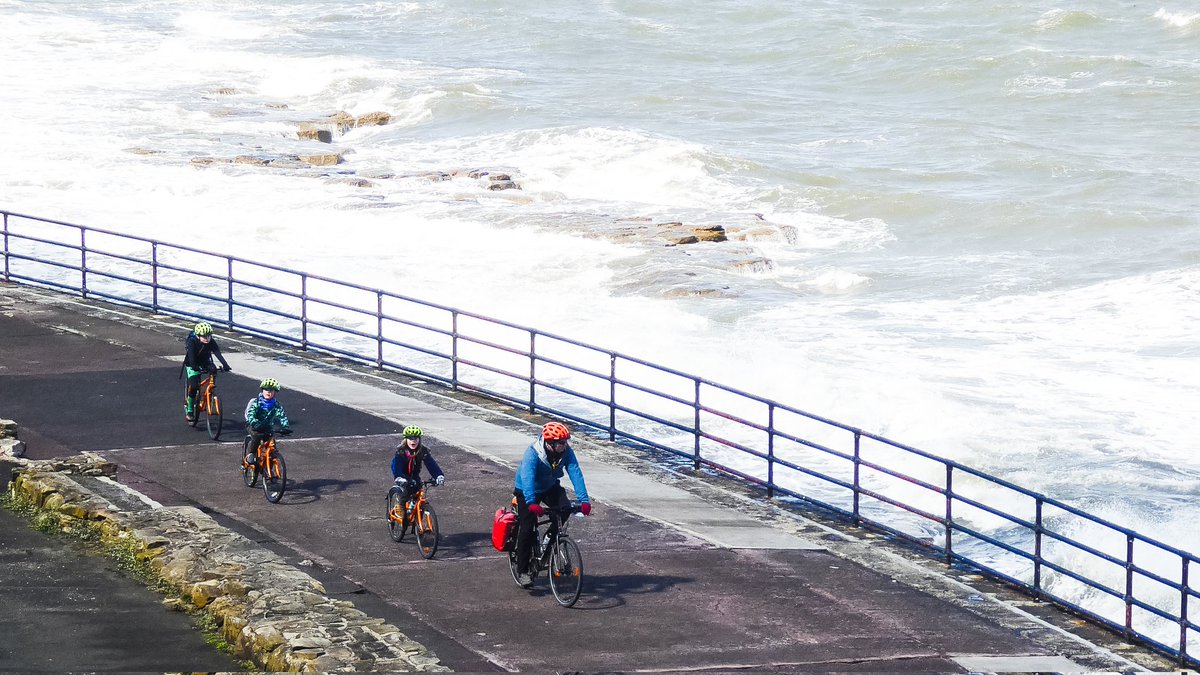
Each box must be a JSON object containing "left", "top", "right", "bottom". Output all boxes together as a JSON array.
[
  {"left": 387, "top": 478, "right": 440, "bottom": 559},
  {"left": 186, "top": 368, "right": 225, "bottom": 441},
  {"left": 241, "top": 428, "right": 290, "bottom": 503},
  {"left": 508, "top": 502, "right": 585, "bottom": 607}
]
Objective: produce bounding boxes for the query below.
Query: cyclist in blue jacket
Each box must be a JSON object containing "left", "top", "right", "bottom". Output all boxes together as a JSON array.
[
  {"left": 512, "top": 421, "right": 592, "bottom": 587},
  {"left": 391, "top": 425, "right": 445, "bottom": 506}
]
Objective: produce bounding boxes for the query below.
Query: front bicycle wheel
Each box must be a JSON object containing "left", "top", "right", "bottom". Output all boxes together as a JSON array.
[
  {"left": 416, "top": 504, "right": 439, "bottom": 559},
  {"left": 387, "top": 490, "right": 406, "bottom": 542},
  {"left": 241, "top": 437, "right": 258, "bottom": 487},
  {"left": 548, "top": 536, "right": 583, "bottom": 607},
  {"left": 205, "top": 394, "right": 223, "bottom": 441},
  {"left": 263, "top": 452, "right": 286, "bottom": 503}
]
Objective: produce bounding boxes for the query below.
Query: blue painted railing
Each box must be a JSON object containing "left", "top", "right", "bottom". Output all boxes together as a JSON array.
[{"left": 2, "top": 209, "right": 1195, "bottom": 666}]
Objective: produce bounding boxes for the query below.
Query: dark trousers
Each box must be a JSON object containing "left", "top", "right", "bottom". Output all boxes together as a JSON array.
[
  {"left": 391, "top": 477, "right": 419, "bottom": 505},
  {"left": 515, "top": 484, "right": 569, "bottom": 572},
  {"left": 247, "top": 429, "right": 272, "bottom": 461}
]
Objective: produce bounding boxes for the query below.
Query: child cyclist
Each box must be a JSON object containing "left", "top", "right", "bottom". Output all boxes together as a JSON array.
[
  {"left": 182, "top": 322, "right": 232, "bottom": 422},
  {"left": 244, "top": 378, "right": 292, "bottom": 465},
  {"left": 391, "top": 426, "right": 445, "bottom": 506}
]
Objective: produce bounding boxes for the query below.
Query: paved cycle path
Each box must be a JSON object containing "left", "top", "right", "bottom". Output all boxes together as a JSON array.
[{"left": 0, "top": 286, "right": 1153, "bottom": 673}]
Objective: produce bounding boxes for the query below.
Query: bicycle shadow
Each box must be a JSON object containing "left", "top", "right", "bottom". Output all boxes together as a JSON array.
[
  {"left": 421, "top": 531, "right": 492, "bottom": 560},
  {"left": 282, "top": 477, "right": 369, "bottom": 504},
  {"left": 545, "top": 572, "right": 694, "bottom": 610}
]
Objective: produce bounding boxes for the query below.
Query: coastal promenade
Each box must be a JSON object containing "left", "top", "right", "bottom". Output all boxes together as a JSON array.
[{"left": 0, "top": 282, "right": 1180, "bottom": 672}]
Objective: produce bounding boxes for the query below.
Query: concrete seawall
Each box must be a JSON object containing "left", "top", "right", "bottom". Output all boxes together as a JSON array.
[{"left": 0, "top": 281, "right": 1184, "bottom": 673}]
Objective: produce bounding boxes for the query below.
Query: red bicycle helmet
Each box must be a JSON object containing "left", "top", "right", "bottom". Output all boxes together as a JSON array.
[{"left": 542, "top": 422, "right": 571, "bottom": 441}]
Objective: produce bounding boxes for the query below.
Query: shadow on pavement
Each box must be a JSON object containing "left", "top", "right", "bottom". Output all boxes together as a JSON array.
[{"left": 284, "top": 477, "right": 370, "bottom": 504}]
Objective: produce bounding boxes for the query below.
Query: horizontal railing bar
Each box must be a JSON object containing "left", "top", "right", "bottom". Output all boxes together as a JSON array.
[
  {"left": 950, "top": 493, "right": 1036, "bottom": 530},
  {"left": 5, "top": 209, "right": 1198, "bottom": 669},
  {"left": 952, "top": 523, "right": 1036, "bottom": 561}
]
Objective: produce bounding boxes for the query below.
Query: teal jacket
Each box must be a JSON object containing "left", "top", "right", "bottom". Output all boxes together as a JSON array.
[{"left": 245, "top": 396, "right": 290, "bottom": 433}]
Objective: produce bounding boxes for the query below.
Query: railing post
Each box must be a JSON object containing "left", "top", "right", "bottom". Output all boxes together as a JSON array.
[
  {"left": 766, "top": 404, "right": 775, "bottom": 499},
  {"left": 1180, "top": 558, "right": 1189, "bottom": 661},
  {"left": 80, "top": 226, "right": 88, "bottom": 299},
  {"left": 944, "top": 465, "right": 953, "bottom": 564},
  {"left": 151, "top": 242, "right": 159, "bottom": 311},
  {"left": 1034, "top": 499, "right": 1043, "bottom": 596},
  {"left": 300, "top": 274, "right": 308, "bottom": 350},
  {"left": 225, "top": 257, "right": 234, "bottom": 330},
  {"left": 528, "top": 331, "right": 536, "bottom": 413},
  {"left": 376, "top": 291, "right": 384, "bottom": 369},
  {"left": 693, "top": 377, "right": 701, "bottom": 470},
  {"left": 451, "top": 311, "right": 459, "bottom": 391},
  {"left": 608, "top": 354, "right": 617, "bottom": 441},
  {"left": 1125, "top": 534, "right": 1135, "bottom": 635},
  {"left": 2, "top": 212, "right": 9, "bottom": 281},
  {"left": 852, "top": 431, "right": 862, "bottom": 525}
]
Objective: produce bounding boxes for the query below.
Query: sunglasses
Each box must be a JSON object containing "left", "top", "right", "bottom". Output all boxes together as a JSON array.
[{"left": 547, "top": 439, "right": 569, "bottom": 450}]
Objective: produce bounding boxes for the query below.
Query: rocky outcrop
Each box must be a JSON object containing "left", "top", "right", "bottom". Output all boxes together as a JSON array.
[
  {"left": 4, "top": 440, "right": 445, "bottom": 672},
  {"left": 0, "top": 419, "right": 24, "bottom": 458}
]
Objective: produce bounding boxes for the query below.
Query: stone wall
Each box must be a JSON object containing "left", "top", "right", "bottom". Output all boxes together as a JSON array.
[
  {"left": 1, "top": 420, "right": 446, "bottom": 672},
  {"left": 0, "top": 418, "right": 25, "bottom": 457}
]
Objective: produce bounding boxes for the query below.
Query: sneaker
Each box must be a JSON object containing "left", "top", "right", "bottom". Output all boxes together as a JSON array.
[
  {"left": 185, "top": 412, "right": 195, "bottom": 422},
  {"left": 516, "top": 572, "right": 533, "bottom": 587}
]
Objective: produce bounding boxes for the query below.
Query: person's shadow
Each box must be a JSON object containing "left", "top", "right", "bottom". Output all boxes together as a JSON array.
[
  {"left": 554, "top": 572, "right": 694, "bottom": 610},
  {"left": 283, "top": 477, "right": 369, "bottom": 504},
  {"left": 412, "top": 530, "right": 492, "bottom": 559}
]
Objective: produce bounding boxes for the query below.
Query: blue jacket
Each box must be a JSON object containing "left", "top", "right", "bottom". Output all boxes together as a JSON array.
[
  {"left": 391, "top": 445, "right": 444, "bottom": 481},
  {"left": 514, "top": 436, "right": 589, "bottom": 506}
]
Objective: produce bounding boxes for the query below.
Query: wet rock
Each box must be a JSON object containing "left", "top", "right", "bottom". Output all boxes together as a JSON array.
[
  {"left": 298, "top": 128, "right": 333, "bottom": 143},
  {"left": 299, "top": 152, "right": 343, "bottom": 167}
]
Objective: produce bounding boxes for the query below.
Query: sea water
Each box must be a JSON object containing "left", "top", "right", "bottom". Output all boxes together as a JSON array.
[{"left": 2, "top": 0, "right": 1198, "bottom": 636}]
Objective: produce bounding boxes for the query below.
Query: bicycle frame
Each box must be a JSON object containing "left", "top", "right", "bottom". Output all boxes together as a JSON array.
[
  {"left": 535, "top": 506, "right": 577, "bottom": 555},
  {"left": 387, "top": 479, "right": 439, "bottom": 558},
  {"left": 389, "top": 480, "right": 434, "bottom": 526},
  {"left": 197, "top": 371, "right": 217, "bottom": 412}
]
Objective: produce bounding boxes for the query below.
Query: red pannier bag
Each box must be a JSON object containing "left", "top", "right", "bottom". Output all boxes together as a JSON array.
[{"left": 492, "top": 507, "right": 518, "bottom": 552}]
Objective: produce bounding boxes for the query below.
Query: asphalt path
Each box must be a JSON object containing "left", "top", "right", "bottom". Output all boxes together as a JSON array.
[
  {"left": 0, "top": 463, "right": 243, "bottom": 672},
  {"left": 0, "top": 292, "right": 1138, "bottom": 672}
]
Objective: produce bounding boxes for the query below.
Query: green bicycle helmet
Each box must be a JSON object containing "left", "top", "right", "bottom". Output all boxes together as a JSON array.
[
  {"left": 193, "top": 322, "right": 213, "bottom": 336},
  {"left": 402, "top": 425, "right": 423, "bottom": 438},
  {"left": 259, "top": 378, "right": 280, "bottom": 392}
]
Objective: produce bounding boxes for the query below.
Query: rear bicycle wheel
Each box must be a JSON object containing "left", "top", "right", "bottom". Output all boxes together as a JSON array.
[
  {"left": 241, "top": 437, "right": 258, "bottom": 487},
  {"left": 548, "top": 536, "right": 583, "bottom": 607},
  {"left": 263, "top": 452, "right": 286, "bottom": 503},
  {"left": 387, "top": 490, "right": 405, "bottom": 542},
  {"left": 205, "top": 394, "right": 223, "bottom": 441},
  {"left": 509, "top": 526, "right": 540, "bottom": 588},
  {"left": 416, "top": 504, "right": 440, "bottom": 559},
  {"left": 508, "top": 549, "right": 526, "bottom": 587}
]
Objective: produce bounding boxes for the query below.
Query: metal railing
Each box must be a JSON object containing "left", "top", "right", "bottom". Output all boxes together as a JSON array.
[{"left": 3, "top": 209, "right": 1196, "bottom": 666}]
